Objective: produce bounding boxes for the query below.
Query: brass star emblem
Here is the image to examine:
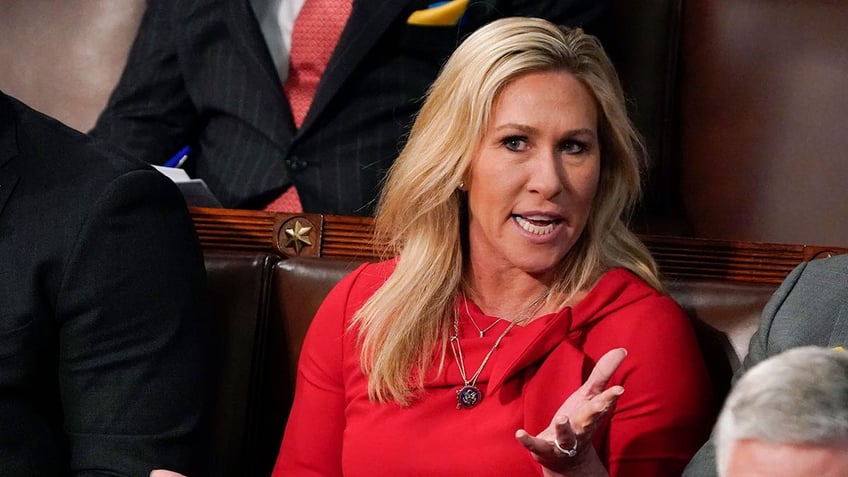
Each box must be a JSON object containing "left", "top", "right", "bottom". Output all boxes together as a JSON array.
[{"left": 284, "top": 220, "right": 313, "bottom": 255}]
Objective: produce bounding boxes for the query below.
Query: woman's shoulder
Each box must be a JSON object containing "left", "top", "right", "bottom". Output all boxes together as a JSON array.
[
  {"left": 343, "top": 258, "right": 398, "bottom": 289},
  {"left": 576, "top": 267, "right": 694, "bottom": 343},
  {"left": 569, "top": 267, "right": 687, "bottom": 334},
  {"left": 307, "top": 259, "right": 398, "bottom": 338},
  {"left": 577, "top": 269, "right": 708, "bottom": 383},
  {"left": 321, "top": 258, "right": 397, "bottom": 309},
  {"left": 579, "top": 267, "right": 676, "bottom": 313}
]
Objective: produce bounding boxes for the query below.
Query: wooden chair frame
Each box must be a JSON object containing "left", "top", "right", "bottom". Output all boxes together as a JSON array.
[{"left": 190, "top": 207, "right": 847, "bottom": 285}]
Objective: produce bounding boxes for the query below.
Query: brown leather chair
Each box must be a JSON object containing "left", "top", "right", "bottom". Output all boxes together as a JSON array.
[
  {"left": 204, "top": 251, "right": 281, "bottom": 477},
  {"left": 192, "top": 208, "right": 848, "bottom": 475},
  {"left": 666, "top": 278, "right": 774, "bottom": 400},
  {"left": 207, "top": 256, "right": 360, "bottom": 477},
  {"left": 253, "top": 257, "right": 361, "bottom": 477}
]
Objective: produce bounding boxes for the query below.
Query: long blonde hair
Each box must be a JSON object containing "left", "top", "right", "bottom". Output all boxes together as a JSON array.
[{"left": 354, "top": 17, "right": 661, "bottom": 405}]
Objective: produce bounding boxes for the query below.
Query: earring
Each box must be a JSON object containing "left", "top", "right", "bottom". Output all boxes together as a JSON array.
[{"left": 457, "top": 180, "right": 465, "bottom": 191}]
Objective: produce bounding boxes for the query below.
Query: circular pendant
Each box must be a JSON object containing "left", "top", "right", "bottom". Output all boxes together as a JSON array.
[{"left": 456, "top": 385, "right": 483, "bottom": 409}]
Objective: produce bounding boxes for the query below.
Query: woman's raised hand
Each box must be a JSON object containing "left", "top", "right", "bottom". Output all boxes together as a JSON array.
[{"left": 515, "top": 348, "right": 627, "bottom": 476}]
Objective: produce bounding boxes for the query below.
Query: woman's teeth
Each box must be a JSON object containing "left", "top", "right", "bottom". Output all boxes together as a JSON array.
[{"left": 514, "top": 215, "right": 557, "bottom": 235}]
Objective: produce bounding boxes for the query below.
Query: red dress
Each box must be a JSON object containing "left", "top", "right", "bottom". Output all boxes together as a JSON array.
[{"left": 273, "top": 260, "right": 714, "bottom": 476}]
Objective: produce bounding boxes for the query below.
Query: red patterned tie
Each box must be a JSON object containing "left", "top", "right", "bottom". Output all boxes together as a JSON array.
[{"left": 265, "top": 0, "right": 353, "bottom": 213}]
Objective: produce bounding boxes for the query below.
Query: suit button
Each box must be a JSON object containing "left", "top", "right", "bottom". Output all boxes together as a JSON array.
[{"left": 285, "top": 156, "right": 308, "bottom": 172}]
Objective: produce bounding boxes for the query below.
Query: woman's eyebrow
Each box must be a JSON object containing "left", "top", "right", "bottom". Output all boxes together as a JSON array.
[
  {"left": 493, "top": 123, "right": 597, "bottom": 138},
  {"left": 492, "top": 123, "right": 536, "bottom": 134}
]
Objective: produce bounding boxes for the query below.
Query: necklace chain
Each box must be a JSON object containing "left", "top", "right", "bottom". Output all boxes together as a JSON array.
[
  {"left": 449, "top": 289, "right": 550, "bottom": 409},
  {"left": 463, "top": 296, "right": 500, "bottom": 338},
  {"left": 451, "top": 319, "right": 517, "bottom": 388}
]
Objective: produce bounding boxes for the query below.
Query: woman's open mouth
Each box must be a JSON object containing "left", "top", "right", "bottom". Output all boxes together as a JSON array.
[{"left": 513, "top": 214, "right": 562, "bottom": 235}]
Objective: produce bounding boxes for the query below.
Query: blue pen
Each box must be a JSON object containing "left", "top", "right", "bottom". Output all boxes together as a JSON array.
[{"left": 164, "top": 146, "right": 191, "bottom": 168}]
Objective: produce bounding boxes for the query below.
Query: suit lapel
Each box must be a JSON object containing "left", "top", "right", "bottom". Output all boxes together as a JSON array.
[
  {"left": 298, "top": 0, "right": 412, "bottom": 133},
  {"left": 225, "top": 0, "right": 296, "bottom": 137},
  {"left": 0, "top": 94, "right": 20, "bottom": 217}
]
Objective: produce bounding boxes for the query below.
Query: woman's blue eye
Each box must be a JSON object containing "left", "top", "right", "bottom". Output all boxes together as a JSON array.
[
  {"left": 503, "top": 136, "right": 527, "bottom": 151},
  {"left": 561, "top": 140, "right": 587, "bottom": 154}
]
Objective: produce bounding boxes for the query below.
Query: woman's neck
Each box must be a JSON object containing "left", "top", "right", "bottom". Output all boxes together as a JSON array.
[
  {"left": 463, "top": 266, "right": 594, "bottom": 322},
  {"left": 463, "top": 269, "right": 554, "bottom": 322}
]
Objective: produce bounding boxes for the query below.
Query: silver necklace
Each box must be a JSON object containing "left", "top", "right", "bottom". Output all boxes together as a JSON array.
[
  {"left": 463, "top": 295, "right": 500, "bottom": 338},
  {"left": 450, "top": 318, "right": 517, "bottom": 409},
  {"left": 449, "top": 290, "right": 550, "bottom": 409}
]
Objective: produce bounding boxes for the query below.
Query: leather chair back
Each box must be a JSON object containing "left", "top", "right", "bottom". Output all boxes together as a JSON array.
[
  {"left": 204, "top": 251, "right": 280, "bottom": 477},
  {"left": 667, "top": 278, "right": 774, "bottom": 399},
  {"left": 250, "top": 257, "right": 360, "bottom": 476}
]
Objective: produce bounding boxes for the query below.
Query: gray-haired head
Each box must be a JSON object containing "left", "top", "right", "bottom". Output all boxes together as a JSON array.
[{"left": 715, "top": 346, "right": 848, "bottom": 476}]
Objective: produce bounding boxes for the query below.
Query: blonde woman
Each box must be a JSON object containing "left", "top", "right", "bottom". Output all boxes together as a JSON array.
[{"left": 274, "top": 18, "right": 713, "bottom": 476}]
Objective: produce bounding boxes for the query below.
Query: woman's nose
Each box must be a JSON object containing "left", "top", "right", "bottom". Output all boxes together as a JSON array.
[{"left": 526, "top": 150, "right": 564, "bottom": 199}]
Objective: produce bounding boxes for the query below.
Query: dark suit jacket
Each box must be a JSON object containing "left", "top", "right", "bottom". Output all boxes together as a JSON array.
[
  {"left": 683, "top": 253, "right": 848, "bottom": 476},
  {"left": 91, "top": 0, "right": 608, "bottom": 214},
  {"left": 0, "top": 92, "right": 212, "bottom": 476}
]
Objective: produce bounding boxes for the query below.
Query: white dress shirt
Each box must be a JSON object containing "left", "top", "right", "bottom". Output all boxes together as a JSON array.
[{"left": 249, "top": 0, "right": 307, "bottom": 83}]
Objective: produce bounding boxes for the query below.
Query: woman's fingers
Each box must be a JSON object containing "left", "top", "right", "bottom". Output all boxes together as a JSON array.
[
  {"left": 552, "top": 348, "right": 627, "bottom": 419},
  {"left": 553, "top": 417, "right": 578, "bottom": 455},
  {"left": 515, "top": 428, "right": 552, "bottom": 455},
  {"left": 581, "top": 348, "right": 627, "bottom": 396},
  {"left": 570, "top": 385, "right": 624, "bottom": 434}
]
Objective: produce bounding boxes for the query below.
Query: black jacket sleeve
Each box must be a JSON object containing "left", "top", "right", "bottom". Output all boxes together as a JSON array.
[{"left": 56, "top": 168, "right": 212, "bottom": 476}]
